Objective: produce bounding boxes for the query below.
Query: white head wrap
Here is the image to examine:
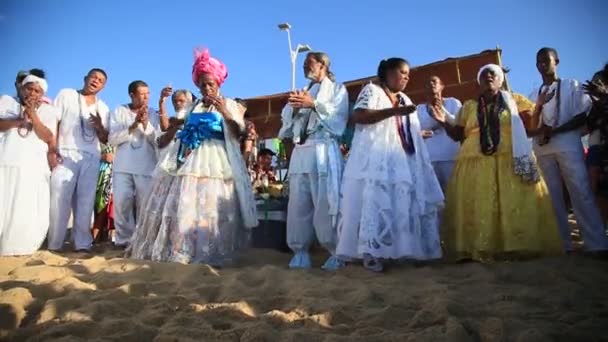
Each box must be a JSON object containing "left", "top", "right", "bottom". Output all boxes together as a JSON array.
[
  {"left": 477, "top": 64, "right": 504, "bottom": 87},
  {"left": 21, "top": 75, "right": 48, "bottom": 94}
]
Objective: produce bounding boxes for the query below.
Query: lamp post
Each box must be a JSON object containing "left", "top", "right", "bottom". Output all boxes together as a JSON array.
[{"left": 278, "top": 22, "right": 312, "bottom": 91}]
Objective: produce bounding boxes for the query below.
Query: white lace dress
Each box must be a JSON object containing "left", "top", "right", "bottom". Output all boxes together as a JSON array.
[
  {"left": 336, "top": 83, "right": 444, "bottom": 261},
  {"left": 129, "top": 100, "right": 255, "bottom": 265}
]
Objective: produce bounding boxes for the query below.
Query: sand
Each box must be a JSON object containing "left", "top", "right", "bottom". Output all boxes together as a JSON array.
[{"left": 1, "top": 243, "right": 607, "bottom": 342}]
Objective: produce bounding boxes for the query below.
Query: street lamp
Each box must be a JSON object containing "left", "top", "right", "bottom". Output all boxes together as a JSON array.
[{"left": 278, "top": 22, "right": 312, "bottom": 91}]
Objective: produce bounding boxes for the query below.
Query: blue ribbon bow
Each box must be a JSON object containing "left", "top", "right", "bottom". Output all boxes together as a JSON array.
[{"left": 176, "top": 112, "right": 224, "bottom": 167}]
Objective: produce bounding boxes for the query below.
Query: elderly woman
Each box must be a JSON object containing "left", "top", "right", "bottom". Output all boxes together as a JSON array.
[
  {"left": 434, "top": 64, "right": 562, "bottom": 262},
  {"left": 0, "top": 71, "right": 60, "bottom": 255},
  {"left": 336, "top": 58, "right": 444, "bottom": 272},
  {"left": 128, "top": 48, "right": 257, "bottom": 266}
]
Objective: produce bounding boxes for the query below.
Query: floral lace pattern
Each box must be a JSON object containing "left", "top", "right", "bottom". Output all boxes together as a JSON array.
[
  {"left": 513, "top": 155, "right": 541, "bottom": 184},
  {"left": 336, "top": 83, "right": 444, "bottom": 260},
  {"left": 337, "top": 178, "right": 442, "bottom": 260},
  {"left": 129, "top": 172, "right": 249, "bottom": 266}
]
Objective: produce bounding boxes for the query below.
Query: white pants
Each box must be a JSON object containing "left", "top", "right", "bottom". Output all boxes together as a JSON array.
[
  {"left": 286, "top": 172, "right": 336, "bottom": 254},
  {"left": 432, "top": 161, "right": 455, "bottom": 193},
  {"left": 538, "top": 151, "right": 608, "bottom": 251},
  {"left": 113, "top": 172, "right": 152, "bottom": 246},
  {"left": 48, "top": 149, "right": 100, "bottom": 251}
]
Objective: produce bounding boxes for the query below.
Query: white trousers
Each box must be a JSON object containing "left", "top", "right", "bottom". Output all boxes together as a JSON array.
[
  {"left": 286, "top": 172, "right": 336, "bottom": 253},
  {"left": 431, "top": 160, "right": 455, "bottom": 194},
  {"left": 538, "top": 151, "right": 608, "bottom": 251},
  {"left": 113, "top": 172, "right": 152, "bottom": 246},
  {"left": 48, "top": 149, "right": 100, "bottom": 250}
]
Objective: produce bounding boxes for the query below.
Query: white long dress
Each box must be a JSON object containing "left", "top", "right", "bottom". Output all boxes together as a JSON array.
[
  {"left": 336, "top": 84, "right": 444, "bottom": 261},
  {"left": 129, "top": 99, "right": 257, "bottom": 265},
  {"left": 0, "top": 95, "right": 59, "bottom": 256}
]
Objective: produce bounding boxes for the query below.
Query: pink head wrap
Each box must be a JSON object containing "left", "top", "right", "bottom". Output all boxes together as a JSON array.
[{"left": 192, "top": 48, "right": 228, "bottom": 87}]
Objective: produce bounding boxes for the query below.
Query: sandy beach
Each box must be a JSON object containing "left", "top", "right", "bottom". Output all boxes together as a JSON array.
[{"left": 1, "top": 243, "right": 607, "bottom": 342}]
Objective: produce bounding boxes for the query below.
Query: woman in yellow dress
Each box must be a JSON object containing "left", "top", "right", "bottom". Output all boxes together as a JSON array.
[{"left": 431, "top": 64, "right": 562, "bottom": 262}]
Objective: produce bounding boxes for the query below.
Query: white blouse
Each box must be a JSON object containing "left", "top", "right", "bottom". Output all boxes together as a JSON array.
[
  {"left": 155, "top": 99, "right": 243, "bottom": 179},
  {"left": 0, "top": 95, "right": 59, "bottom": 174}
]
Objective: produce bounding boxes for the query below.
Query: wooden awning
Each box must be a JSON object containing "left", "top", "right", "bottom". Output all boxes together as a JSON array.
[{"left": 244, "top": 49, "right": 503, "bottom": 139}]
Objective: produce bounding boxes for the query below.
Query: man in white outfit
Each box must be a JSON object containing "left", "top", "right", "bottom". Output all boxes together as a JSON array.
[
  {"left": 416, "top": 75, "right": 462, "bottom": 192},
  {"left": 278, "top": 51, "right": 350, "bottom": 270},
  {"left": 109, "top": 80, "right": 160, "bottom": 248},
  {"left": 530, "top": 47, "right": 608, "bottom": 253},
  {"left": 48, "top": 68, "right": 110, "bottom": 252}
]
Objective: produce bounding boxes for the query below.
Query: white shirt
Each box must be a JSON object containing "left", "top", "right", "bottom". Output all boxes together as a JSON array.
[
  {"left": 278, "top": 77, "right": 350, "bottom": 146},
  {"left": 54, "top": 88, "right": 110, "bottom": 156},
  {"left": 416, "top": 97, "right": 462, "bottom": 162},
  {"left": 303, "top": 83, "right": 322, "bottom": 133},
  {"left": 529, "top": 79, "right": 592, "bottom": 156},
  {"left": 0, "top": 95, "right": 59, "bottom": 173},
  {"left": 108, "top": 105, "right": 160, "bottom": 176}
]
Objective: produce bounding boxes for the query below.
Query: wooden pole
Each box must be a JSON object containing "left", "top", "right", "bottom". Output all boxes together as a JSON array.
[
  {"left": 264, "top": 99, "right": 272, "bottom": 123},
  {"left": 496, "top": 45, "right": 511, "bottom": 92}
]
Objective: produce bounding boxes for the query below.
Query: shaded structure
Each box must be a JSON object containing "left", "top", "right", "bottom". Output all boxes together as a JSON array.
[{"left": 244, "top": 49, "right": 505, "bottom": 139}]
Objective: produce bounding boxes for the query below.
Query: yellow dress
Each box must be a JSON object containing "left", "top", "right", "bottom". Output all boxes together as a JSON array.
[
  {"left": 512, "top": 92, "right": 535, "bottom": 113},
  {"left": 442, "top": 100, "right": 562, "bottom": 262},
  {"left": 512, "top": 92, "right": 537, "bottom": 129}
]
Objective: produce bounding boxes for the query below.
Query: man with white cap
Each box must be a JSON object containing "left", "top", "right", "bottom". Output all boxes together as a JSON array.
[
  {"left": 47, "top": 68, "right": 110, "bottom": 252},
  {"left": 0, "top": 70, "right": 60, "bottom": 255}
]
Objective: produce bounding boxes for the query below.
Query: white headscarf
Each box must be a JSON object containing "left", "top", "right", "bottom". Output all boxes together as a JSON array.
[
  {"left": 21, "top": 75, "right": 48, "bottom": 94},
  {"left": 477, "top": 64, "right": 540, "bottom": 183},
  {"left": 477, "top": 64, "right": 505, "bottom": 87}
]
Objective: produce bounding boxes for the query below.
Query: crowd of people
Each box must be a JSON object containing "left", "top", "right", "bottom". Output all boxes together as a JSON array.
[{"left": 1, "top": 46, "right": 607, "bottom": 272}]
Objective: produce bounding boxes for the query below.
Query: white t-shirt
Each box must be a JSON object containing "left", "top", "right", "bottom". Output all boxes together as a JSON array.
[
  {"left": 54, "top": 88, "right": 110, "bottom": 156},
  {"left": 108, "top": 105, "right": 160, "bottom": 176},
  {"left": 416, "top": 97, "right": 462, "bottom": 162},
  {"left": 0, "top": 95, "right": 60, "bottom": 173},
  {"left": 529, "top": 79, "right": 592, "bottom": 156}
]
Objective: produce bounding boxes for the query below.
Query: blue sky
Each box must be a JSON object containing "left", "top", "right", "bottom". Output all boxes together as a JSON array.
[{"left": 1, "top": 0, "right": 606, "bottom": 109}]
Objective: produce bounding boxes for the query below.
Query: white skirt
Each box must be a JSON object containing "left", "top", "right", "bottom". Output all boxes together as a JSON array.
[
  {"left": 336, "top": 177, "right": 442, "bottom": 261},
  {"left": 0, "top": 165, "right": 50, "bottom": 256},
  {"left": 129, "top": 171, "right": 248, "bottom": 266}
]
